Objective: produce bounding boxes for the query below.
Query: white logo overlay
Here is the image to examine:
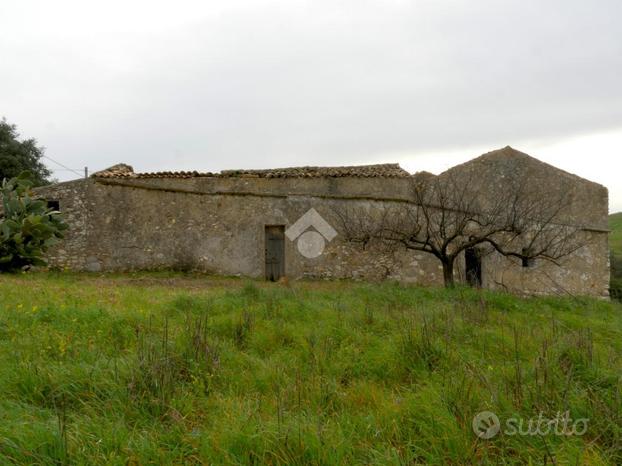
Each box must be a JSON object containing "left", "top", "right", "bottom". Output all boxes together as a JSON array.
[
  {"left": 472, "top": 411, "right": 589, "bottom": 440},
  {"left": 472, "top": 411, "right": 501, "bottom": 440},
  {"left": 285, "top": 208, "right": 337, "bottom": 258}
]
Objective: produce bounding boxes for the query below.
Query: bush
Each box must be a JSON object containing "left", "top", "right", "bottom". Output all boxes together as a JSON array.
[
  {"left": 611, "top": 277, "right": 622, "bottom": 301},
  {"left": 611, "top": 252, "right": 622, "bottom": 301},
  {"left": 0, "top": 172, "right": 67, "bottom": 271}
]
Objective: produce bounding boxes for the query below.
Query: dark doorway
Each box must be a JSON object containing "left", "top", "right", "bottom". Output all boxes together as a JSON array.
[
  {"left": 465, "top": 248, "right": 482, "bottom": 287},
  {"left": 265, "top": 226, "right": 285, "bottom": 281}
]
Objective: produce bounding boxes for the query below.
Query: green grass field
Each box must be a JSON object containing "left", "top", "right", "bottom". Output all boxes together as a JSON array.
[
  {"left": 610, "top": 212, "right": 622, "bottom": 300},
  {"left": 0, "top": 273, "right": 621, "bottom": 465},
  {"left": 610, "top": 212, "right": 622, "bottom": 256}
]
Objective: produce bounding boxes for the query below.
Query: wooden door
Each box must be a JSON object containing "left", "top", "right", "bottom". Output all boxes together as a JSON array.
[{"left": 265, "top": 226, "right": 285, "bottom": 281}]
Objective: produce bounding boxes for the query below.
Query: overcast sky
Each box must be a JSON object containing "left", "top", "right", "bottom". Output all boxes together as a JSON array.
[{"left": 1, "top": 0, "right": 621, "bottom": 211}]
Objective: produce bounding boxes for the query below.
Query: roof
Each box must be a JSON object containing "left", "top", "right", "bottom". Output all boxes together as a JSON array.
[
  {"left": 441, "top": 146, "right": 596, "bottom": 184},
  {"left": 440, "top": 146, "right": 534, "bottom": 177},
  {"left": 93, "top": 163, "right": 412, "bottom": 179}
]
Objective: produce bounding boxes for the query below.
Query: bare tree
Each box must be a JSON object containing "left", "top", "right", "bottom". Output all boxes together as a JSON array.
[{"left": 334, "top": 169, "right": 586, "bottom": 288}]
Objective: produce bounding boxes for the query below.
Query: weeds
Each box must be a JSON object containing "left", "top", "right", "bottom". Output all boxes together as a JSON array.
[
  {"left": 0, "top": 273, "right": 621, "bottom": 464},
  {"left": 233, "top": 311, "right": 254, "bottom": 349},
  {"left": 54, "top": 393, "right": 69, "bottom": 465},
  {"left": 399, "top": 315, "right": 446, "bottom": 374},
  {"left": 129, "top": 314, "right": 221, "bottom": 414}
]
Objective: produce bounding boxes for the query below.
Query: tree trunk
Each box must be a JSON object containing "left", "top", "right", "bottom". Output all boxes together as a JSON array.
[{"left": 442, "top": 258, "right": 455, "bottom": 288}]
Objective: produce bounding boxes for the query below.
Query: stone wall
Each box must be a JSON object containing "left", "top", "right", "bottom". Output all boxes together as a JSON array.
[
  {"left": 35, "top": 179, "right": 90, "bottom": 270},
  {"left": 36, "top": 177, "right": 442, "bottom": 284},
  {"left": 33, "top": 148, "right": 610, "bottom": 298},
  {"left": 440, "top": 147, "right": 610, "bottom": 297},
  {"left": 453, "top": 231, "right": 609, "bottom": 298}
]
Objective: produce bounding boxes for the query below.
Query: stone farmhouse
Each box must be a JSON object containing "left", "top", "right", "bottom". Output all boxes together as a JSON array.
[{"left": 35, "top": 147, "right": 610, "bottom": 297}]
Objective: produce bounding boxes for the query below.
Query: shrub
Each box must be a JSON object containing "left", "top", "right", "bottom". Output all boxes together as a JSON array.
[
  {"left": 611, "top": 277, "right": 622, "bottom": 301},
  {"left": 0, "top": 172, "right": 67, "bottom": 271}
]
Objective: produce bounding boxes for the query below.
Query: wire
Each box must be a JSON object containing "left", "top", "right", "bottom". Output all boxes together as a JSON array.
[{"left": 42, "top": 155, "right": 84, "bottom": 177}]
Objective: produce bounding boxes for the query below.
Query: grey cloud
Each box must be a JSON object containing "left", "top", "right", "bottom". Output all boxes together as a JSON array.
[{"left": 1, "top": 0, "right": 621, "bottom": 175}]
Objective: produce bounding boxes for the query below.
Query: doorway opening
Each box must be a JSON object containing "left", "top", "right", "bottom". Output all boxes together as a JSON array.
[
  {"left": 265, "top": 225, "right": 285, "bottom": 281},
  {"left": 465, "top": 247, "right": 482, "bottom": 287}
]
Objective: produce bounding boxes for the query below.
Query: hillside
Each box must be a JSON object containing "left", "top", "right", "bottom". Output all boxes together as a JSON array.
[
  {"left": 610, "top": 212, "right": 622, "bottom": 256},
  {"left": 610, "top": 212, "right": 622, "bottom": 299},
  {"left": 0, "top": 273, "right": 620, "bottom": 464}
]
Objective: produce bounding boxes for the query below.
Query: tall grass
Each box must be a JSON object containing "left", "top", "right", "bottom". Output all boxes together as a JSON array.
[{"left": 0, "top": 273, "right": 620, "bottom": 464}]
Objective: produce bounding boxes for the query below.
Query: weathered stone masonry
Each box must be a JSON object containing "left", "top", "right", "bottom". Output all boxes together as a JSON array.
[{"left": 35, "top": 147, "right": 610, "bottom": 298}]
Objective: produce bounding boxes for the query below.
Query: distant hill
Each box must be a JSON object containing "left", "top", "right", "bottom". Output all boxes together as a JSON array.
[
  {"left": 610, "top": 212, "right": 622, "bottom": 299},
  {"left": 611, "top": 212, "right": 622, "bottom": 256}
]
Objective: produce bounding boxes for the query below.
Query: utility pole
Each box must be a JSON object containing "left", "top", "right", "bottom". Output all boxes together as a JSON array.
[{"left": 84, "top": 167, "right": 89, "bottom": 179}]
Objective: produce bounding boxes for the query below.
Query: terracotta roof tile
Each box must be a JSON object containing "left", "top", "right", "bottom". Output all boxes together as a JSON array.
[{"left": 93, "top": 163, "right": 411, "bottom": 179}]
